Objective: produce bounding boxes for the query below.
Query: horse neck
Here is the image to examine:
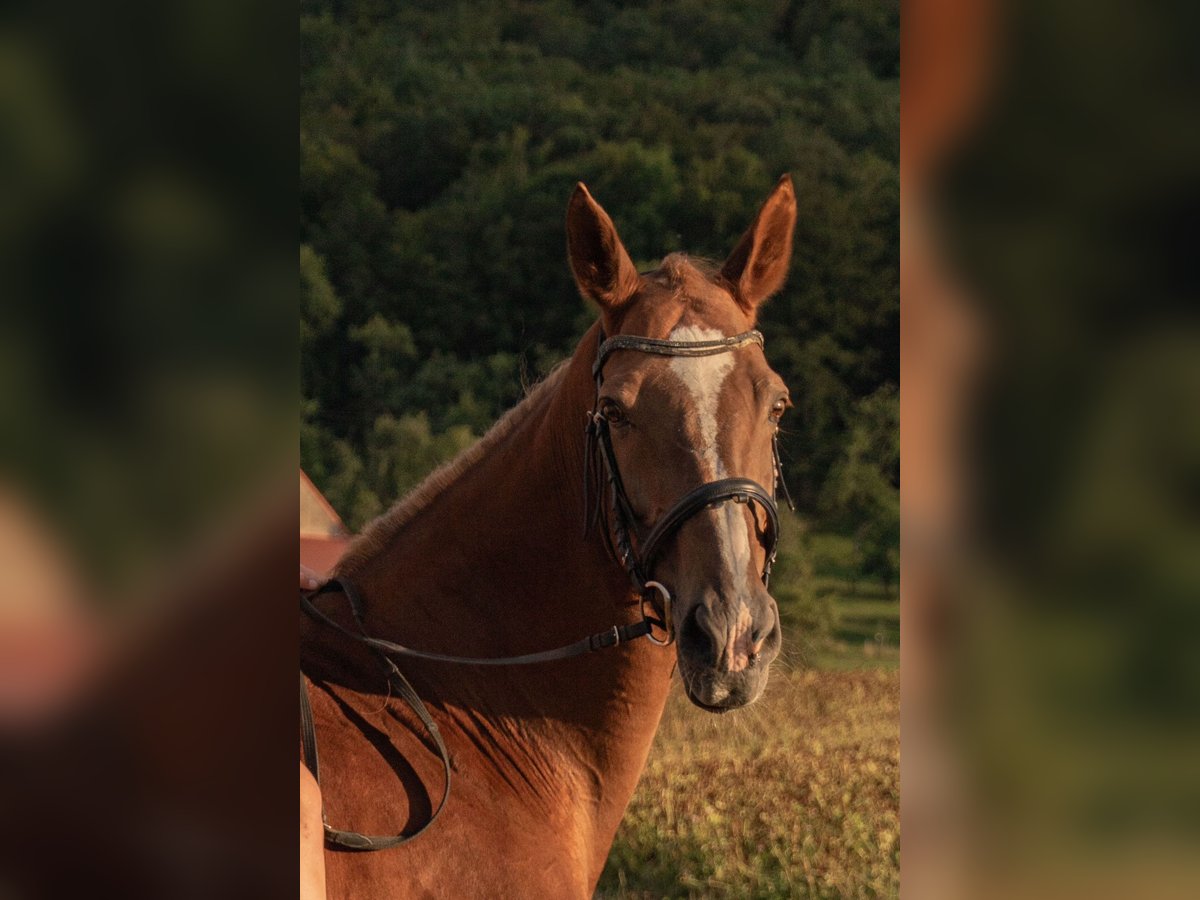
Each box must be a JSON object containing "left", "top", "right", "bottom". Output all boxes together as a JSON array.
[
  {"left": 351, "top": 333, "right": 619, "bottom": 648},
  {"left": 345, "top": 324, "right": 675, "bottom": 849}
]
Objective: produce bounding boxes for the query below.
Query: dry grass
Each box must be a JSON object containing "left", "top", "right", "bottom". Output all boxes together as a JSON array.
[{"left": 597, "top": 668, "right": 899, "bottom": 899}]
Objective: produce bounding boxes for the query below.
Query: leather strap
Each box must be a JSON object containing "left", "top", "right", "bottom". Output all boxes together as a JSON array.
[
  {"left": 301, "top": 581, "right": 657, "bottom": 667},
  {"left": 300, "top": 660, "right": 453, "bottom": 850},
  {"left": 589, "top": 411, "right": 648, "bottom": 589},
  {"left": 772, "top": 431, "right": 796, "bottom": 512},
  {"left": 640, "top": 477, "right": 780, "bottom": 583},
  {"left": 593, "top": 329, "right": 763, "bottom": 377},
  {"left": 299, "top": 578, "right": 664, "bottom": 851},
  {"left": 300, "top": 580, "right": 455, "bottom": 850},
  {"left": 299, "top": 671, "right": 320, "bottom": 781},
  {"left": 326, "top": 650, "right": 453, "bottom": 851}
]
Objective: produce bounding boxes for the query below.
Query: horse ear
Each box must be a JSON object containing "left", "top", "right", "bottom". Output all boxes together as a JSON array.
[
  {"left": 720, "top": 174, "right": 797, "bottom": 311},
  {"left": 566, "top": 183, "right": 640, "bottom": 312}
]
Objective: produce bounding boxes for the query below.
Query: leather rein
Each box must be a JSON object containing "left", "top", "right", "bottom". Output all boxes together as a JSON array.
[{"left": 300, "top": 326, "right": 792, "bottom": 851}]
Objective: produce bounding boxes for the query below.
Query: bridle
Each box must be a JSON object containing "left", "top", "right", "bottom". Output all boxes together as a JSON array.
[
  {"left": 300, "top": 325, "right": 792, "bottom": 851},
  {"left": 583, "top": 326, "right": 794, "bottom": 642}
]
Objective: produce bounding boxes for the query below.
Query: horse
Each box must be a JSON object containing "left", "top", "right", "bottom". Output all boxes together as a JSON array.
[{"left": 300, "top": 174, "right": 798, "bottom": 898}]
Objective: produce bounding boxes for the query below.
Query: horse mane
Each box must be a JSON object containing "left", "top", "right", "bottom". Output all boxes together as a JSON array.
[
  {"left": 658, "top": 252, "right": 719, "bottom": 282},
  {"left": 334, "top": 361, "right": 569, "bottom": 577}
]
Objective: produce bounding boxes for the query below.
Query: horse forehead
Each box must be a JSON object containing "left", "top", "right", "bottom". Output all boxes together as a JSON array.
[
  {"left": 666, "top": 325, "right": 737, "bottom": 389},
  {"left": 662, "top": 324, "right": 740, "bottom": 442}
]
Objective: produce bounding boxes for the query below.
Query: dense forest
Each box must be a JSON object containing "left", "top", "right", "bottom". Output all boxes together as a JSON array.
[{"left": 300, "top": 0, "right": 898, "bottom": 584}]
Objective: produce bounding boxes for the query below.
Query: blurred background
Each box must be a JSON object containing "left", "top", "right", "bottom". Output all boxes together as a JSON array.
[
  {"left": 905, "top": 0, "right": 1200, "bottom": 898},
  {"left": 0, "top": 0, "right": 295, "bottom": 603},
  {"left": 0, "top": 0, "right": 294, "bottom": 896}
]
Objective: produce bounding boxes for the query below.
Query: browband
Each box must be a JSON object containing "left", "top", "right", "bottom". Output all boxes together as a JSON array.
[{"left": 593, "top": 329, "right": 764, "bottom": 377}]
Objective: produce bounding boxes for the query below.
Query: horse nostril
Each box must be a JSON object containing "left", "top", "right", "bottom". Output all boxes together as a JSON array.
[
  {"left": 680, "top": 605, "right": 710, "bottom": 653},
  {"left": 681, "top": 603, "right": 731, "bottom": 665},
  {"left": 751, "top": 606, "right": 778, "bottom": 646},
  {"left": 751, "top": 622, "right": 774, "bottom": 646}
]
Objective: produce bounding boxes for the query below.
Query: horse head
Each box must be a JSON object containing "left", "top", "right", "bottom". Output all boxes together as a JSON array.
[{"left": 567, "top": 175, "right": 797, "bottom": 711}]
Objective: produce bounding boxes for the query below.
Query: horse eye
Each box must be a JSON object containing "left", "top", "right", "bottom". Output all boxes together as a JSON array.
[
  {"left": 600, "top": 400, "right": 627, "bottom": 425},
  {"left": 769, "top": 397, "right": 789, "bottom": 421}
]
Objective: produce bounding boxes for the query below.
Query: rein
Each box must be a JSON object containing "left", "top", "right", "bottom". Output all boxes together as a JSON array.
[
  {"left": 299, "top": 578, "right": 664, "bottom": 850},
  {"left": 300, "top": 325, "right": 792, "bottom": 851}
]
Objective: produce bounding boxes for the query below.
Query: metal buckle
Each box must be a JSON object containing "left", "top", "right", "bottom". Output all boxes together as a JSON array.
[
  {"left": 642, "top": 580, "right": 674, "bottom": 646},
  {"left": 610, "top": 624, "right": 621, "bottom": 647}
]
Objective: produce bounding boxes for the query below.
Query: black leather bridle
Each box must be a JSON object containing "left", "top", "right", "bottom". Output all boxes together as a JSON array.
[
  {"left": 300, "top": 325, "right": 793, "bottom": 851},
  {"left": 584, "top": 327, "right": 794, "bottom": 627}
]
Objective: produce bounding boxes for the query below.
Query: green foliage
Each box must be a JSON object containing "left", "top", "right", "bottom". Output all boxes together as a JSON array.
[
  {"left": 770, "top": 516, "right": 900, "bottom": 670},
  {"left": 362, "top": 412, "right": 477, "bottom": 509},
  {"left": 770, "top": 512, "right": 836, "bottom": 648},
  {"left": 304, "top": 409, "right": 477, "bottom": 530},
  {"left": 300, "top": 0, "right": 898, "bottom": 561},
  {"left": 299, "top": 244, "right": 340, "bottom": 344},
  {"left": 821, "top": 385, "right": 899, "bottom": 591}
]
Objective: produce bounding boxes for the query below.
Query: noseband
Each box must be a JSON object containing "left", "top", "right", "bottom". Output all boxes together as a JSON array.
[{"left": 584, "top": 327, "right": 794, "bottom": 630}]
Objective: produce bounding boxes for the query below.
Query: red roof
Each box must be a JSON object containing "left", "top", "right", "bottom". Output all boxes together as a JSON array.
[{"left": 299, "top": 470, "right": 350, "bottom": 575}]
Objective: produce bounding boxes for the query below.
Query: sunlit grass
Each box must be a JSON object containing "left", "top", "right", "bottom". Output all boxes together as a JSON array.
[{"left": 598, "top": 669, "right": 899, "bottom": 899}]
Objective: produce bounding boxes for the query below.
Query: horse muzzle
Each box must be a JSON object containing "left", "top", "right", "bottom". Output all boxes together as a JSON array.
[{"left": 675, "top": 594, "right": 781, "bottom": 711}]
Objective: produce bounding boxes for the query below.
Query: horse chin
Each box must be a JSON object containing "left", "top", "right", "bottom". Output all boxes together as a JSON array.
[
  {"left": 678, "top": 661, "right": 765, "bottom": 713},
  {"left": 683, "top": 688, "right": 739, "bottom": 714}
]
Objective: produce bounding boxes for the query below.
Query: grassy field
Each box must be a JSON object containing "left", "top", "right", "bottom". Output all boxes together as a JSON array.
[
  {"left": 597, "top": 528, "right": 899, "bottom": 899},
  {"left": 773, "top": 526, "right": 899, "bottom": 673}
]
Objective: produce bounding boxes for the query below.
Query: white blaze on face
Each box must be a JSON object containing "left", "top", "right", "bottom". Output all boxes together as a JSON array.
[
  {"left": 667, "top": 325, "right": 754, "bottom": 586},
  {"left": 725, "top": 600, "right": 757, "bottom": 672}
]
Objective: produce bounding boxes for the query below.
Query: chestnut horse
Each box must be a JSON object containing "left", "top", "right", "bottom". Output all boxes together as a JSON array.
[{"left": 300, "top": 175, "right": 797, "bottom": 898}]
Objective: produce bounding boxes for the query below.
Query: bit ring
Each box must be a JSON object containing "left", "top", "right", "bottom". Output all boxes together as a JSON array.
[{"left": 642, "top": 580, "right": 674, "bottom": 646}]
